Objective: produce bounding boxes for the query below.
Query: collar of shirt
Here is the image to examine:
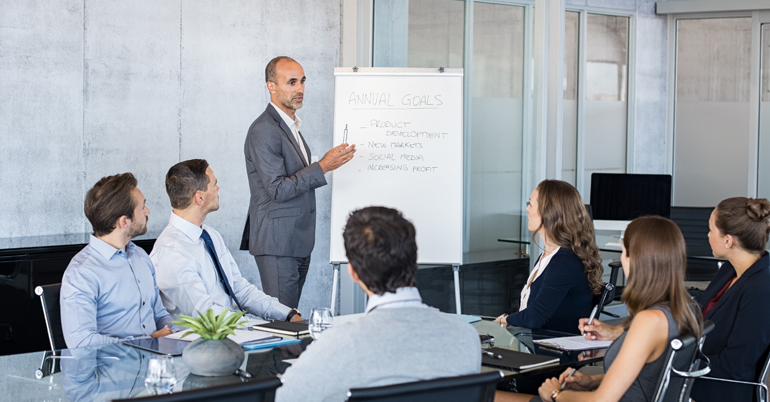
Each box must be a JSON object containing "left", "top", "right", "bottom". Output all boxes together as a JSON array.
[
  {"left": 270, "top": 102, "right": 301, "bottom": 132},
  {"left": 88, "top": 234, "right": 131, "bottom": 260},
  {"left": 365, "top": 287, "right": 426, "bottom": 314},
  {"left": 168, "top": 212, "right": 203, "bottom": 242}
]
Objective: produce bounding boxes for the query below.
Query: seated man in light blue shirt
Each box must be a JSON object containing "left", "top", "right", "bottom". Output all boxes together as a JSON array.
[
  {"left": 61, "top": 173, "right": 178, "bottom": 349},
  {"left": 276, "top": 207, "right": 481, "bottom": 402},
  {"left": 150, "top": 159, "right": 300, "bottom": 323}
]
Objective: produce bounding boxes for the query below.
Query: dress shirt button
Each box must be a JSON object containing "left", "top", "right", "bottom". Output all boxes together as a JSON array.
[
  {"left": 142, "top": 302, "right": 145, "bottom": 305},
  {"left": 142, "top": 324, "right": 146, "bottom": 328}
]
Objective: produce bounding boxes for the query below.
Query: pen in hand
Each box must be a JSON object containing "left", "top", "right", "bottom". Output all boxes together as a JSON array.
[
  {"left": 482, "top": 350, "right": 503, "bottom": 359},
  {"left": 562, "top": 368, "right": 577, "bottom": 389},
  {"left": 582, "top": 305, "right": 599, "bottom": 337},
  {"left": 343, "top": 124, "right": 348, "bottom": 144}
]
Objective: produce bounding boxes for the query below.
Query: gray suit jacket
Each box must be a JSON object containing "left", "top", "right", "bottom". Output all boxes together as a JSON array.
[{"left": 243, "top": 104, "right": 327, "bottom": 257}]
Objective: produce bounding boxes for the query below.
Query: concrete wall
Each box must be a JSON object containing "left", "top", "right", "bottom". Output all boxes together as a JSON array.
[{"left": 0, "top": 0, "right": 341, "bottom": 315}]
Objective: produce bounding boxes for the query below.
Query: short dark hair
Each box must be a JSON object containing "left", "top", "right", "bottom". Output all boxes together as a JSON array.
[
  {"left": 343, "top": 206, "right": 418, "bottom": 295},
  {"left": 84, "top": 173, "right": 138, "bottom": 237},
  {"left": 716, "top": 197, "right": 770, "bottom": 254},
  {"left": 265, "top": 56, "right": 296, "bottom": 83},
  {"left": 165, "top": 159, "right": 210, "bottom": 209}
]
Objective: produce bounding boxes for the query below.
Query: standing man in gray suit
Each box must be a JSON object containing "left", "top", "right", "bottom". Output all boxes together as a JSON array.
[{"left": 244, "top": 56, "right": 355, "bottom": 308}]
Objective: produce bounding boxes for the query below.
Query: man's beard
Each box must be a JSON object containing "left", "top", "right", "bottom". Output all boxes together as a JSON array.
[{"left": 128, "top": 218, "right": 148, "bottom": 238}]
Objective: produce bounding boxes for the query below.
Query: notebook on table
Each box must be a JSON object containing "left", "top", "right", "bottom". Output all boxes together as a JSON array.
[
  {"left": 533, "top": 335, "right": 613, "bottom": 351},
  {"left": 481, "top": 348, "right": 560, "bottom": 371},
  {"left": 252, "top": 321, "right": 310, "bottom": 337}
]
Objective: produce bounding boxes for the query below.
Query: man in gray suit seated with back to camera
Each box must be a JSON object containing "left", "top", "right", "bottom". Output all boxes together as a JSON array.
[{"left": 275, "top": 206, "right": 481, "bottom": 402}]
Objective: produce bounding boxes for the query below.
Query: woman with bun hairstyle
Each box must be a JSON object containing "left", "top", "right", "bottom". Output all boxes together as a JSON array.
[
  {"left": 494, "top": 180, "right": 603, "bottom": 334},
  {"left": 495, "top": 216, "right": 703, "bottom": 402},
  {"left": 690, "top": 197, "right": 770, "bottom": 402}
]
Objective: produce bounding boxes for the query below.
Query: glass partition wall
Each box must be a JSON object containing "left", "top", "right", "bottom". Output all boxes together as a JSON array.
[
  {"left": 561, "top": 10, "right": 630, "bottom": 200},
  {"left": 673, "top": 17, "right": 752, "bottom": 206},
  {"left": 373, "top": 0, "right": 528, "bottom": 264}
]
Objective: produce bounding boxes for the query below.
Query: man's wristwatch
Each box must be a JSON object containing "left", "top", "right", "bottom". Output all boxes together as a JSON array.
[
  {"left": 551, "top": 389, "right": 560, "bottom": 401},
  {"left": 286, "top": 309, "right": 300, "bottom": 322}
]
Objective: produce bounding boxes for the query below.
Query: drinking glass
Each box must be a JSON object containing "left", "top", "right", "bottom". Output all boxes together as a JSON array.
[
  {"left": 309, "top": 307, "right": 334, "bottom": 340},
  {"left": 145, "top": 355, "right": 177, "bottom": 394}
]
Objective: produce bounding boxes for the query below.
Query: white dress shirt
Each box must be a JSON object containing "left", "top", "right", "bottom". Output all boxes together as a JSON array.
[
  {"left": 365, "top": 287, "right": 428, "bottom": 314},
  {"left": 270, "top": 102, "right": 308, "bottom": 164},
  {"left": 520, "top": 246, "right": 560, "bottom": 310},
  {"left": 150, "top": 213, "right": 292, "bottom": 321}
]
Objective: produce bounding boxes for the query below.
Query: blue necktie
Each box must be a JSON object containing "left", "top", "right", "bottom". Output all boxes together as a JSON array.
[{"left": 200, "top": 229, "right": 244, "bottom": 312}]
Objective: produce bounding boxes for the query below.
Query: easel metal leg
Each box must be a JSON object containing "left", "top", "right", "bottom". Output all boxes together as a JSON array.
[
  {"left": 453, "top": 264, "right": 461, "bottom": 315},
  {"left": 331, "top": 263, "right": 340, "bottom": 316}
]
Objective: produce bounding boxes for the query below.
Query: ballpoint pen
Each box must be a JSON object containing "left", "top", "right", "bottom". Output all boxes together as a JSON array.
[
  {"left": 482, "top": 350, "right": 503, "bottom": 359},
  {"left": 562, "top": 368, "right": 577, "bottom": 389},
  {"left": 344, "top": 124, "right": 348, "bottom": 144}
]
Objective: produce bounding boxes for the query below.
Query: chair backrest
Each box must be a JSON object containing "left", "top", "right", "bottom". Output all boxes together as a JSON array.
[
  {"left": 670, "top": 207, "right": 721, "bottom": 280},
  {"left": 754, "top": 341, "right": 770, "bottom": 402},
  {"left": 34, "top": 283, "right": 65, "bottom": 352},
  {"left": 652, "top": 332, "right": 701, "bottom": 402},
  {"left": 111, "top": 377, "right": 282, "bottom": 402},
  {"left": 346, "top": 371, "right": 502, "bottom": 402}
]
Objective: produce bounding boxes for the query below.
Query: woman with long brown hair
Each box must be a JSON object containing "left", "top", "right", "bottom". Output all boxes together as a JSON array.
[
  {"left": 497, "top": 216, "right": 703, "bottom": 402},
  {"left": 494, "top": 180, "right": 603, "bottom": 334},
  {"left": 689, "top": 197, "right": 770, "bottom": 402}
]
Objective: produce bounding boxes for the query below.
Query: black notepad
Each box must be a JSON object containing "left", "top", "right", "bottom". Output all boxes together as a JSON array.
[
  {"left": 252, "top": 321, "right": 310, "bottom": 336},
  {"left": 123, "top": 337, "right": 188, "bottom": 356},
  {"left": 481, "top": 348, "right": 559, "bottom": 371}
]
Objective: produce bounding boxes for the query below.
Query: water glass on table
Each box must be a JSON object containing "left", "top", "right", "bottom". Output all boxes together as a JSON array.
[
  {"left": 309, "top": 307, "right": 334, "bottom": 340},
  {"left": 145, "top": 355, "right": 177, "bottom": 395}
]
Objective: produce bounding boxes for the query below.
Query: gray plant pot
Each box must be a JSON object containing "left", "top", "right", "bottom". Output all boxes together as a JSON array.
[{"left": 182, "top": 338, "right": 244, "bottom": 377}]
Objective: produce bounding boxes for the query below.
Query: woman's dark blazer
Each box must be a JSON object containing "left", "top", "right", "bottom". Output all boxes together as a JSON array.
[
  {"left": 691, "top": 252, "right": 770, "bottom": 402},
  {"left": 505, "top": 247, "right": 594, "bottom": 334}
]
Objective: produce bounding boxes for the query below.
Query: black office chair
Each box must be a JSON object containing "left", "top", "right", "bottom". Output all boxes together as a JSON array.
[
  {"left": 684, "top": 339, "right": 770, "bottom": 402},
  {"left": 346, "top": 371, "right": 503, "bottom": 402},
  {"left": 111, "top": 377, "right": 282, "bottom": 402},
  {"left": 670, "top": 206, "right": 721, "bottom": 281},
  {"left": 34, "top": 283, "right": 65, "bottom": 352},
  {"left": 592, "top": 262, "right": 622, "bottom": 318},
  {"left": 651, "top": 321, "right": 714, "bottom": 402}
]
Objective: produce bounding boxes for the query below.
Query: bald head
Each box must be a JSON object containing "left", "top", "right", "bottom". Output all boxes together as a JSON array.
[
  {"left": 265, "top": 56, "right": 298, "bottom": 83},
  {"left": 266, "top": 57, "right": 305, "bottom": 118}
]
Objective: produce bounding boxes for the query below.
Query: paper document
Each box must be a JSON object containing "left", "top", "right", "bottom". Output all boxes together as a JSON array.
[
  {"left": 533, "top": 336, "right": 612, "bottom": 351},
  {"left": 166, "top": 329, "right": 276, "bottom": 345}
]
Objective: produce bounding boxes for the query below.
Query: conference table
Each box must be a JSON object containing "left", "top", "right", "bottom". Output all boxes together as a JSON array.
[{"left": 0, "top": 316, "right": 606, "bottom": 401}]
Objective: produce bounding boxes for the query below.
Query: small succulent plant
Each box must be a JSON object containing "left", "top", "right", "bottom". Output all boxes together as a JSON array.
[{"left": 171, "top": 308, "right": 247, "bottom": 340}]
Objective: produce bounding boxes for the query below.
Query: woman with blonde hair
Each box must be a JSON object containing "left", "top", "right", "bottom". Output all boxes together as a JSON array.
[
  {"left": 497, "top": 216, "right": 703, "bottom": 402},
  {"left": 495, "top": 180, "right": 603, "bottom": 334}
]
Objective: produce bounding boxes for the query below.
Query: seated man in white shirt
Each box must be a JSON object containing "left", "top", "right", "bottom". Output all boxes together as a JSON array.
[
  {"left": 276, "top": 206, "right": 481, "bottom": 402},
  {"left": 150, "top": 159, "right": 302, "bottom": 323}
]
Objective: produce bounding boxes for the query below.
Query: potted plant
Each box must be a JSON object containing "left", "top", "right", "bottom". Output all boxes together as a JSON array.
[{"left": 172, "top": 309, "right": 247, "bottom": 377}]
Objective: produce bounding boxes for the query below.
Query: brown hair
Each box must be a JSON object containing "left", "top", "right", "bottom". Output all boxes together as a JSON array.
[
  {"left": 622, "top": 216, "right": 702, "bottom": 338},
  {"left": 534, "top": 180, "right": 604, "bottom": 294},
  {"left": 715, "top": 197, "right": 770, "bottom": 254},
  {"left": 84, "top": 173, "right": 138, "bottom": 237},
  {"left": 265, "top": 56, "right": 297, "bottom": 83},
  {"left": 165, "top": 159, "right": 210, "bottom": 209},
  {"left": 343, "top": 207, "right": 417, "bottom": 295}
]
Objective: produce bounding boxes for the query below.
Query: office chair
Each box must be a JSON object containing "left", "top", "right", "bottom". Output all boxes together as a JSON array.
[
  {"left": 651, "top": 321, "right": 714, "bottom": 402},
  {"left": 592, "top": 262, "right": 622, "bottom": 318},
  {"left": 684, "top": 338, "right": 770, "bottom": 402},
  {"left": 111, "top": 377, "right": 282, "bottom": 402},
  {"left": 34, "top": 283, "right": 65, "bottom": 352},
  {"left": 346, "top": 371, "right": 502, "bottom": 402}
]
